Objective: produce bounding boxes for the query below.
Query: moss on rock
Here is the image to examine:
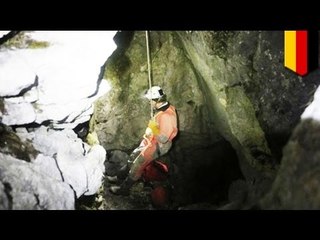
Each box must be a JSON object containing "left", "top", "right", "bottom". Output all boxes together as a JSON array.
[{"left": 1, "top": 31, "right": 50, "bottom": 49}]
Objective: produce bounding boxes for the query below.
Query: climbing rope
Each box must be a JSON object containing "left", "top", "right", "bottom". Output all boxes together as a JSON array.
[
  {"left": 129, "top": 134, "right": 152, "bottom": 165},
  {"left": 145, "top": 31, "right": 153, "bottom": 119}
]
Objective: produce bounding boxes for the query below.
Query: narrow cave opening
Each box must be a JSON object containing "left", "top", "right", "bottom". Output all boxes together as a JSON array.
[{"left": 170, "top": 137, "right": 244, "bottom": 208}]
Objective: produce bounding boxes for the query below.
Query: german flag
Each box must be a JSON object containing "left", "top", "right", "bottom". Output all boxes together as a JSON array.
[{"left": 284, "top": 30, "right": 318, "bottom": 76}]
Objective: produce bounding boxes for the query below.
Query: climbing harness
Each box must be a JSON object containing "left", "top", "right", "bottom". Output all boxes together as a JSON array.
[
  {"left": 131, "top": 134, "right": 152, "bottom": 165},
  {"left": 145, "top": 31, "right": 153, "bottom": 118}
]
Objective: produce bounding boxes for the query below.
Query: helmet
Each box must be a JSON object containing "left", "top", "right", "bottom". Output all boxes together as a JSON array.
[{"left": 145, "top": 86, "right": 165, "bottom": 100}]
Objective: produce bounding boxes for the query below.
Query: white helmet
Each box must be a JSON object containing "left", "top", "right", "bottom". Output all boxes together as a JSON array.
[{"left": 145, "top": 86, "right": 165, "bottom": 100}]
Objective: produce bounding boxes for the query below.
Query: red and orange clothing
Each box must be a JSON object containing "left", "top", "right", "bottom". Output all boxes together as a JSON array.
[{"left": 129, "top": 102, "right": 178, "bottom": 180}]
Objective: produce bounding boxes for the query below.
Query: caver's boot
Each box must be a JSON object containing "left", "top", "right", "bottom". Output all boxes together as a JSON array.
[
  {"left": 117, "top": 163, "right": 130, "bottom": 180},
  {"left": 109, "top": 177, "right": 135, "bottom": 196},
  {"left": 106, "top": 175, "right": 118, "bottom": 183},
  {"left": 106, "top": 160, "right": 132, "bottom": 183},
  {"left": 106, "top": 165, "right": 129, "bottom": 183}
]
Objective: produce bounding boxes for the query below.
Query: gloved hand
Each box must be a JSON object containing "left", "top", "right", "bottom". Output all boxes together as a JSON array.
[
  {"left": 132, "top": 146, "right": 145, "bottom": 153},
  {"left": 145, "top": 127, "right": 153, "bottom": 137},
  {"left": 147, "top": 120, "right": 160, "bottom": 136}
]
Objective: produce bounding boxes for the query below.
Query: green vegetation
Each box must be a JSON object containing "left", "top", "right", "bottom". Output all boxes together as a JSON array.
[
  {"left": 86, "top": 131, "right": 100, "bottom": 146},
  {"left": 0, "top": 126, "right": 39, "bottom": 162},
  {"left": 0, "top": 99, "right": 4, "bottom": 113},
  {"left": 1, "top": 31, "right": 50, "bottom": 49},
  {"left": 27, "top": 40, "right": 50, "bottom": 49}
]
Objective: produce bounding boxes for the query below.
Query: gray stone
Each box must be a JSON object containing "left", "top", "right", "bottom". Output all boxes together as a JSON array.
[
  {"left": 260, "top": 119, "right": 320, "bottom": 209},
  {"left": 0, "top": 31, "right": 117, "bottom": 128},
  {"left": 0, "top": 153, "right": 75, "bottom": 210},
  {"left": 17, "top": 126, "right": 106, "bottom": 198},
  {"left": 91, "top": 31, "right": 319, "bottom": 207}
]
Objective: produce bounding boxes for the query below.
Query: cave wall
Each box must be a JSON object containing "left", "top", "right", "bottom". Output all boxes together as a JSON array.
[
  {"left": 174, "top": 31, "right": 320, "bottom": 205},
  {"left": 260, "top": 119, "right": 320, "bottom": 209},
  {"left": 91, "top": 31, "right": 320, "bottom": 206}
]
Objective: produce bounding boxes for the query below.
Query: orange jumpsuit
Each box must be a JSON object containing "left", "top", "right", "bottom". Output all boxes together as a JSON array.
[{"left": 129, "top": 104, "right": 178, "bottom": 181}]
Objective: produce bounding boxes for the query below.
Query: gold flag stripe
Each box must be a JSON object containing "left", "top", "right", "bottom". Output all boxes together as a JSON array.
[{"left": 284, "top": 31, "right": 296, "bottom": 71}]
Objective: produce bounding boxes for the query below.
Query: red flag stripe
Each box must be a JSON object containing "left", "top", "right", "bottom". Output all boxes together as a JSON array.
[{"left": 296, "top": 31, "right": 308, "bottom": 76}]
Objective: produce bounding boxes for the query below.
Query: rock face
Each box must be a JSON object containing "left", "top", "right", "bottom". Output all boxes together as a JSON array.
[
  {"left": 0, "top": 31, "right": 114, "bottom": 209},
  {"left": 260, "top": 119, "right": 320, "bottom": 209},
  {"left": 0, "top": 31, "right": 117, "bottom": 129},
  {"left": 0, "top": 153, "right": 75, "bottom": 210},
  {"left": 17, "top": 126, "right": 107, "bottom": 198},
  {"left": 91, "top": 31, "right": 320, "bottom": 207},
  {"left": 0, "top": 125, "right": 106, "bottom": 209},
  {"left": 2, "top": 31, "right": 319, "bottom": 209},
  {"left": 260, "top": 75, "right": 320, "bottom": 209}
]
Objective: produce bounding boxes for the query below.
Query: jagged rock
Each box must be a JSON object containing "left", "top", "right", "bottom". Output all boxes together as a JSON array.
[
  {"left": 33, "top": 154, "right": 63, "bottom": 181},
  {"left": 0, "top": 181, "right": 10, "bottom": 210},
  {"left": 0, "top": 153, "right": 75, "bottom": 210},
  {"left": 0, "top": 85, "right": 39, "bottom": 125},
  {"left": 0, "top": 53, "right": 36, "bottom": 97},
  {"left": 0, "top": 31, "right": 11, "bottom": 39},
  {"left": 92, "top": 31, "right": 319, "bottom": 207},
  {"left": 0, "top": 123, "right": 106, "bottom": 209},
  {"left": 16, "top": 126, "right": 106, "bottom": 198},
  {"left": 0, "top": 31, "right": 117, "bottom": 128},
  {"left": 105, "top": 150, "right": 130, "bottom": 176},
  {"left": 301, "top": 86, "right": 320, "bottom": 121},
  {"left": 260, "top": 119, "right": 320, "bottom": 209},
  {"left": 0, "top": 124, "right": 38, "bottom": 162},
  {"left": 3, "top": 31, "right": 319, "bottom": 209},
  {"left": 81, "top": 144, "right": 106, "bottom": 195},
  {"left": 1, "top": 100, "right": 36, "bottom": 125}
]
